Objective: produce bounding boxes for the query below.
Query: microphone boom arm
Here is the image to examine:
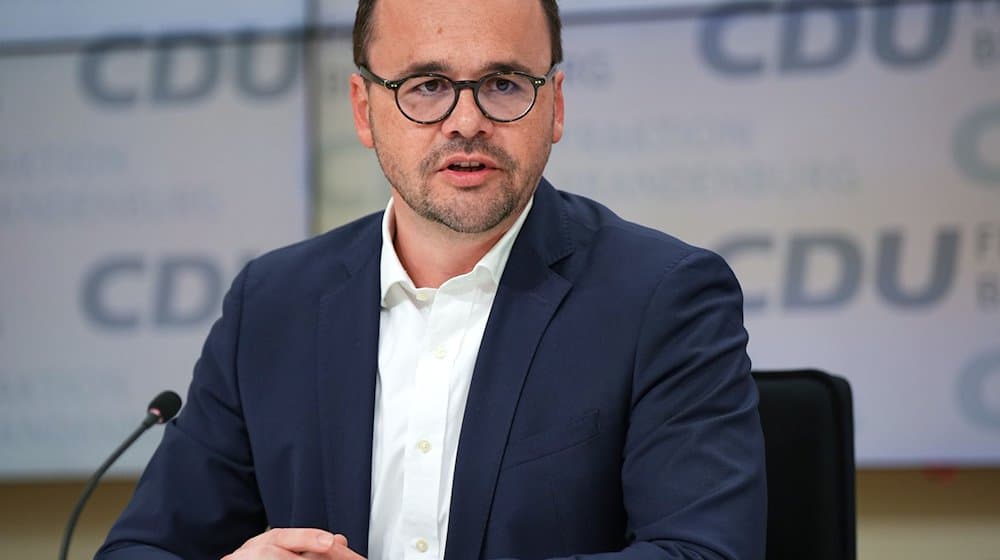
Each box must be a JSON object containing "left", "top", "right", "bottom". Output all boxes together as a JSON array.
[{"left": 59, "top": 390, "right": 181, "bottom": 560}]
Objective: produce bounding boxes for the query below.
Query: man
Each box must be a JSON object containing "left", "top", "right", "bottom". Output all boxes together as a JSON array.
[{"left": 99, "top": 1, "right": 766, "bottom": 558}]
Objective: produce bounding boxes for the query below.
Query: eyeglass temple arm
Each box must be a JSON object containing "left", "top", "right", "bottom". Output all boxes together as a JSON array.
[{"left": 358, "top": 65, "right": 399, "bottom": 90}]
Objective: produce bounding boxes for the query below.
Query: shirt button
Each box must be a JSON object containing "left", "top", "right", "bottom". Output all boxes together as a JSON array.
[
  {"left": 432, "top": 347, "right": 447, "bottom": 359},
  {"left": 415, "top": 538, "right": 429, "bottom": 553},
  {"left": 417, "top": 440, "right": 432, "bottom": 453},
  {"left": 416, "top": 291, "right": 429, "bottom": 302}
]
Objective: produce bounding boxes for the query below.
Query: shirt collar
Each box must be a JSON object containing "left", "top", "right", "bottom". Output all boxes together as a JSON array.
[{"left": 379, "top": 195, "right": 534, "bottom": 307}]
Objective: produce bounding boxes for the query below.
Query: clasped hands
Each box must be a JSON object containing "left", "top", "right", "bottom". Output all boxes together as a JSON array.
[{"left": 222, "top": 528, "right": 366, "bottom": 560}]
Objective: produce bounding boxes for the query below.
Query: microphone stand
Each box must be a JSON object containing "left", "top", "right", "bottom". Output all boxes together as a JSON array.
[{"left": 59, "top": 402, "right": 176, "bottom": 560}]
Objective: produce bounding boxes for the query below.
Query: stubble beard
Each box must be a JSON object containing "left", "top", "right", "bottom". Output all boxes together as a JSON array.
[{"left": 371, "top": 130, "right": 549, "bottom": 235}]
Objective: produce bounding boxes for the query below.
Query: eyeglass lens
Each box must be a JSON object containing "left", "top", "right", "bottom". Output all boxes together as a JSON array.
[{"left": 396, "top": 74, "right": 537, "bottom": 122}]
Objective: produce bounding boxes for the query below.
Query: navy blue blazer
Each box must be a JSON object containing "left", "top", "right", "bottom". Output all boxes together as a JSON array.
[{"left": 99, "top": 180, "right": 766, "bottom": 559}]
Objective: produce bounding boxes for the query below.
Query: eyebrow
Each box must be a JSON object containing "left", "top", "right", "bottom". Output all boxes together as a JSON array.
[
  {"left": 482, "top": 60, "right": 537, "bottom": 74},
  {"left": 397, "top": 59, "right": 540, "bottom": 77},
  {"left": 401, "top": 61, "right": 449, "bottom": 75}
]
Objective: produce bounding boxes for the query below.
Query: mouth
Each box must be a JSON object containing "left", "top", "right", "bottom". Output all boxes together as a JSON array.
[
  {"left": 446, "top": 161, "right": 488, "bottom": 172},
  {"left": 439, "top": 154, "right": 500, "bottom": 173},
  {"left": 436, "top": 155, "right": 501, "bottom": 188}
]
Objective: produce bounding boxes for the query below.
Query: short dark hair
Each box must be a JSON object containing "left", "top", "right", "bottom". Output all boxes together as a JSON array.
[{"left": 352, "top": 0, "right": 563, "bottom": 69}]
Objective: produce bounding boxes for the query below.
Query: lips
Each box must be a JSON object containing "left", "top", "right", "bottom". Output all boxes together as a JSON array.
[
  {"left": 448, "top": 161, "right": 486, "bottom": 172},
  {"left": 437, "top": 154, "right": 499, "bottom": 187},
  {"left": 439, "top": 155, "right": 499, "bottom": 173}
]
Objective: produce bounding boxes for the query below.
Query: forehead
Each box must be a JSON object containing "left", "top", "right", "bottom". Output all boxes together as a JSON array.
[{"left": 367, "top": 0, "right": 551, "bottom": 75}]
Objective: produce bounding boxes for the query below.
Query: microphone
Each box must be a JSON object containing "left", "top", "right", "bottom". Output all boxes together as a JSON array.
[{"left": 59, "top": 390, "right": 182, "bottom": 560}]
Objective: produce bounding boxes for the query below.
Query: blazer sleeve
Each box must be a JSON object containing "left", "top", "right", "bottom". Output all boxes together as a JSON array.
[
  {"left": 616, "top": 248, "right": 766, "bottom": 559},
  {"left": 522, "top": 248, "right": 767, "bottom": 560},
  {"left": 97, "top": 265, "right": 268, "bottom": 559}
]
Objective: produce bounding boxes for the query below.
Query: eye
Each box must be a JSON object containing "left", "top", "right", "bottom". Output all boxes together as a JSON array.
[
  {"left": 494, "top": 78, "right": 515, "bottom": 92},
  {"left": 485, "top": 76, "right": 522, "bottom": 95},
  {"left": 409, "top": 77, "right": 450, "bottom": 96}
]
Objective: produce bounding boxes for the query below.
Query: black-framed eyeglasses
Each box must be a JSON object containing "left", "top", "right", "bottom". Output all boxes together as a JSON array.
[{"left": 358, "top": 65, "right": 556, "bottom": 124}]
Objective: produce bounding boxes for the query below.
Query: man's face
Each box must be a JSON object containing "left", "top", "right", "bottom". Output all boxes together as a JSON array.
[{"left": 350, "top": 0, "right": 564, "bottom": 236}]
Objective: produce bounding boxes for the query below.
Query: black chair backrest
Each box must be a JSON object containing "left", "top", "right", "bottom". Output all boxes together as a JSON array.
[{"left": 752, "top": 369, "right": 856, "bottom": 560}]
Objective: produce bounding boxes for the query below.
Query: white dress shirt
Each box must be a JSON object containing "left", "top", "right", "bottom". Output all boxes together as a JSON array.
[{"left": 368, "top": 195, "right": 534, "bottom": 560}]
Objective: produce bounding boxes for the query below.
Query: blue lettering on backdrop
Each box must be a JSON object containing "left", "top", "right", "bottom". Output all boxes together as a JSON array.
[
  {"left": 876, "top": 228, "right": 960, "bottom": 307},
  {"left": 779, "top": 1, "right": 859, "bottom": 74},
  {"left": 699, "top": 2, "right": 771, "bottom": 76},
  {"left": 974, "top": 223, "right": 1000, "bottom": 311},
  {"left": 873, "top": 0, "right": 953, "bottom": 67},
  {"left": 152, "top": 35, "right": 221, "bottom": 105},
  {"left": 80, "top": 254, "right": 250, "bottom": 330},
  {"left": 153, "top": 256, "right": 223, "bottom": 327},
  {"left": 957, "top": 347, "right": 1000, "bottom": 429},
  {"left": 954, "top": 102, "right": 1000, "bottom": 187},
  {"left": 975, "top": 222, "right": 1000, "bottom": 261},
  {"left": 783, "top": 234, "right": 862, "bottom": 309},
  {"left": 715, "top": 228, "right": 961, "bottom": 311},
  {"left": 80, "top": 256, "right": 144, "bottom": 329},
  {"left": 78, "top": 32, "right": 300, "bottom": 108},
  {"left": 974, "top": 27, "right": 1000, "bottom": 68},
  {"left": 714, "top": 235, "right": 772, "bottom": 311},
  {"left": 979, "top": 272, "right": 999, "bottom": 310},
  {"left": 78, "top": 36, "right": 145, "bottom": 106},
  {"left": 236, "top": 30, "right": 301, "bottom": 100},
  {"left": 700, "top": 0, "right": 953, "bottom": 76},
  {"left": 560, "top": 50, "right": 613, "bottom": 90}
]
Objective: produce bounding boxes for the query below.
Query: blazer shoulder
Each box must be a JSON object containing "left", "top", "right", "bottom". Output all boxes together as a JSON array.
[
  {"left": 240, "top": 210, "right": 383, "bottom": 297},
  {"left": 556, "top": 189, "right": 714, "bottom": 274}
]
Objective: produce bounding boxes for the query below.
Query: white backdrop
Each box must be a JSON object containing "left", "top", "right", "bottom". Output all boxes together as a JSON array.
[
  {"left": 0, "top": 10, "right": 309, "bottom": 477},
  {"left": 552, "top": 0, "right": 1000, "bottom": 465},
  {"left": 317, "top": 0, "right": 1000, "bottom": 466},
  {"left": 1, "top": 1, "right": 998, "bottom": 478}
]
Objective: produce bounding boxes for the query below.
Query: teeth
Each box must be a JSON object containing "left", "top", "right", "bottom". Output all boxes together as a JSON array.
[{"left": 454, "top": 161, "right": 483, "bottom": 168}]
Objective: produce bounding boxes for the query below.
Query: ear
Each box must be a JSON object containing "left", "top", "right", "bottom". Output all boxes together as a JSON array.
[
  {"left": 550, "top": 70, "right": 565, "bottom": 144},
  {"left": 350, "top": 73, "right": 375, "bottom": 149}
]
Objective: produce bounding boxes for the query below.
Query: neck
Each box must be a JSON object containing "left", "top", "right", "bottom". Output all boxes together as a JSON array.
[{"left": 390, "top": 197, "right": 517, "bottom": 289}]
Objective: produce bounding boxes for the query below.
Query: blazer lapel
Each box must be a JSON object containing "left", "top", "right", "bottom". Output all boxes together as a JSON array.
[
  {"left": 315, "top": 225, "right": 382, "bottom": 557},
  {"left": 444, "top": 180, "right": 574, "bottom": 560}
]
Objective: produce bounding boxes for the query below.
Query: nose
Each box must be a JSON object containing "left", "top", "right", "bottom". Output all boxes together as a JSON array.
[{"left": 441, "top": 88, "right": 494, "bottom": 139}]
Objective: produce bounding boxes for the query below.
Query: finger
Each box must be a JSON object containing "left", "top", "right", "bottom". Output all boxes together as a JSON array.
[
  {"left": 328, "top": 541, "right": 367, "bottom": 560},
  {"left": 225, "top": 543, "right": 304, "bottom": 560},
  {"left": 298, "top": 534, "right": 349, "bottom": 560},
  {"left": 239, "top": 528, "right": 337, "bottom": 553},
  {"left": 300, "top": 537, "right": 361, "bottom": 560},
  {"left": 268, "top": 528, "right": 337, "bottom": 553}
]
